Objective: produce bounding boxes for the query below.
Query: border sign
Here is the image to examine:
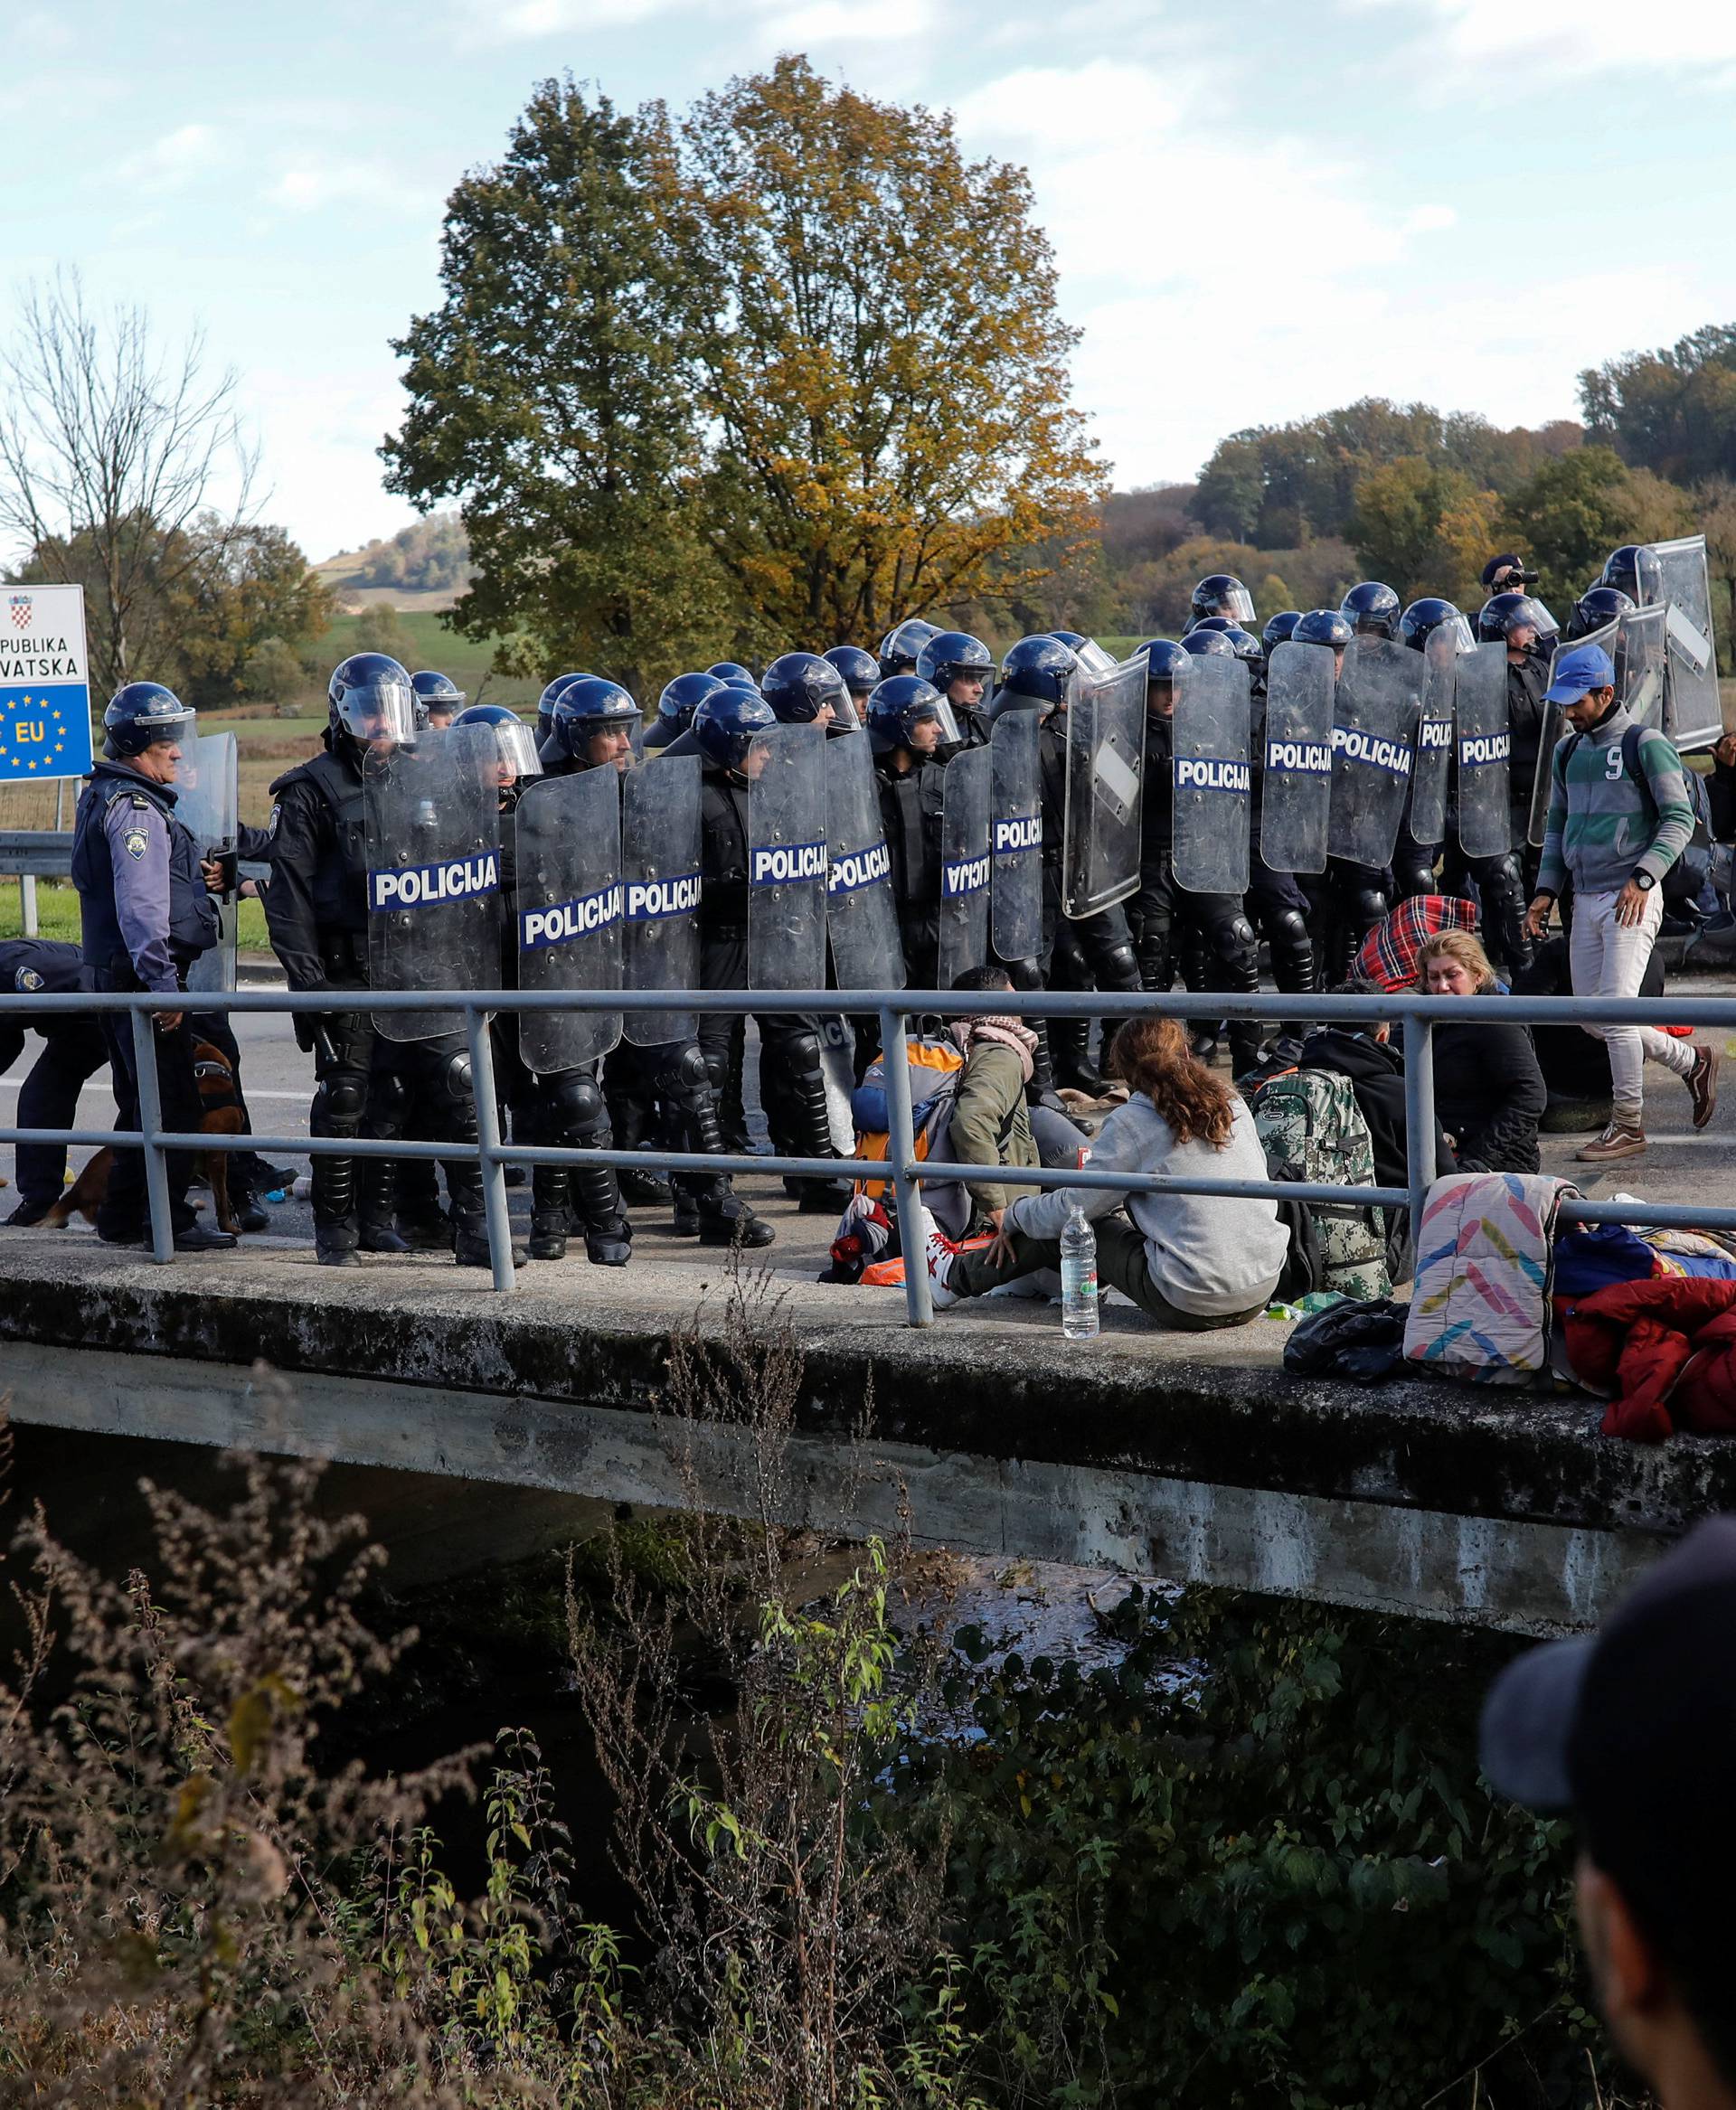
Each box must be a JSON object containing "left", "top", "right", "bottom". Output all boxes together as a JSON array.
[{"left": 0, "top": 584, "right": 93, "bottom": 783}]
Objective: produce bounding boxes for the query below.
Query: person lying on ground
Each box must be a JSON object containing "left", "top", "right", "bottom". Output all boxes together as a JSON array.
[
  {"left": 921, "top": 1013, "right": 1288, "bottom": 1330},
  {"left": 1417, "top": 930, "right": 1546, "bottom": 1175}
]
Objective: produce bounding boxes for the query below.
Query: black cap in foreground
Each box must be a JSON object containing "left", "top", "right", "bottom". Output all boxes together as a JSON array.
[{"left": 1480, "top": 1515, "right": 1736, "bottom": 1957}]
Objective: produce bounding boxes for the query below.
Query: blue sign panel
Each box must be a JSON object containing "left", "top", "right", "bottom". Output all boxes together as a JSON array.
[{"left": 0, "top": 584, "right": 93, "bottom": 780}]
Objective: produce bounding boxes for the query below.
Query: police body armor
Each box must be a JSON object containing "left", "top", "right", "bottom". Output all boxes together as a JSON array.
[{"left": 70, "top": 763, "right": 218, "bottom": 976}]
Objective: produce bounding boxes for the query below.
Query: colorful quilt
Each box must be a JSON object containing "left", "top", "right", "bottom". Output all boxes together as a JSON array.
[{"left": 1403, "top": 1173, "right": 1580, "bottom": 1384}]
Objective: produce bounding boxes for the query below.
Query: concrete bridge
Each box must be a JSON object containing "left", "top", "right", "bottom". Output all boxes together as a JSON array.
[{"left": 1, "top": 1225, "right": 1730, "bottom": 1638}]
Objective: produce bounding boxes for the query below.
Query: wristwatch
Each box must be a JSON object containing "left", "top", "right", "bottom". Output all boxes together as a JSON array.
[{"left": 1634, "top": 871, "right": 1656, "bottom": 892}]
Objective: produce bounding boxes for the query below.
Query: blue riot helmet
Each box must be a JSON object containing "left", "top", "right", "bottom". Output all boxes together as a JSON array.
[
  {"left": 1477, "top": 590, "right": 1550, "bottom": 645},
  {"left": 1178, "top": 626, "right": 1236, "bottom": 657},
  {"left": 1138, "top": 639, "right": 1190, "bottom": 679},
  {"left": 1566, "top": 583, "right": 1638, "bottom": 641},
  {"left": 876, "top": 617, "right": 941, "bottom": 681},
  {"left": 103, "top": 681, "right": 197, "bottom": 759},
  {"left": 692, "top": 685, "right": 777, "bottom": 775},
  {"left": 823, "top": 645, "right": 879, "bottom": 705},
  {"left": 328, "top": 652, "right": 417, "bottom": 747},
  {"left": 536, "top": 671, "right": 586, "bottom": 749},
  {"left": 656, "top": 670, "right": 724, "bottom": 729},
  {"left": 1188, "top": 616, "right": 1235, "bottom": 635},
  {"left": 1221, "top": 625, "right": 1264, "bottom": 671},
  {"left": 1339, "top": 581, "right": 1401, "bottom": 639},
  {"left": 916, "top": 629, "right": 994, "bottom": 694},
  {"left": 864, "top": 675, "right": 960, "bottom": 757},
  {"left": 1601, "top": 543, "right": 1664, "bottom": 607},
  {"left": 1188, "top": 573, "right": 1255, "bottom": 628},
  {"left": 990, "top": 634, "right": 1078, "bottom": 720},
  {"left": 761, "top": 650, "right": 849, "bottom": 726},
  {"left": 1261, "top": 610, "right": 1302, "bottom": 655},
  {"left": 542, "top": 676, "right": 640, "bottom": 768},
  {"left": 1047, "top": 628, "right": 1117, "bottom": 674},
  {"left": 707, "top": 661, "right": 758, "bottom": 688},
  {"left": 410, "top": 669, "right": 467, "bottom": 729},
  {"left": 1291, "top": 609, "right": 1353, "bottom": 650},
  {"left": 1398, "top": 598, "right": 1474, "bottom": 654},
  {"left": 453, "top": 702, "right": 542, "bottom": 783}
]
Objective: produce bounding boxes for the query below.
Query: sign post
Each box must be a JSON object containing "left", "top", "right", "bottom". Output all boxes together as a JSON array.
[{"left": 0, "top": 583, "right": 94, "bottom": 789}]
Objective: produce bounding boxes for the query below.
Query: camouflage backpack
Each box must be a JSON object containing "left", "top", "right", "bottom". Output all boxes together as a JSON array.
[{"left": 1249, "top": 1065, "right": 1392, "bottom": 1300}]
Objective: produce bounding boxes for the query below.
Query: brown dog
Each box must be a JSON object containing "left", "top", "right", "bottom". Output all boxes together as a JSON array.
[{"left": 45, "top": 1037, "right": 247, "bottom": 1233}]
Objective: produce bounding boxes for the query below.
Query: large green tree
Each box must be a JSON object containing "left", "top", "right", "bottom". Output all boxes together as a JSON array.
[
  {"left": 384, "top": 79, "right": 728, "bottom": 700},
  {"left": 680, "top": 56, "right": 1102, "bottom": 646},
  {"left": 1496, "top": 446, "right": 1693, "bottom": 617},
  {"left": 1580, "top": 325, "right": 1736, "bottom": 485},
  {"left": 1349, "top": 457, "right": 1501, "bottom": 608}
]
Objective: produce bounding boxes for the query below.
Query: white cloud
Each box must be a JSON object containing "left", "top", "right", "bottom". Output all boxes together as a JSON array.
[
  {"left": 450, "top": 0, "right": 933, "bottom": 43},
  {"left": 1357, "top": 0, "right": 1736, "bottom": 80},
  {"left": 265, "top": 165, "right": 434, "bottom": 216},
  {"left": 116, "top": 121, "right": 222, "bottom": 193},
  {"left": 241, "top": 363, "right": 411, "bottom": 563},
  {"left": 1403, "top": 203, "right": 1457, "bottom": 234}
]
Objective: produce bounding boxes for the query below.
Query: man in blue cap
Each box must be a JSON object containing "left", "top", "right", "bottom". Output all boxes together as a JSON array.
[
  {"left": 1524, "top": 641, "right": 1718, "bottom": 1160},
  {"left": 1480, "top": 1518, "right": 1736, "bottom": 2110}
]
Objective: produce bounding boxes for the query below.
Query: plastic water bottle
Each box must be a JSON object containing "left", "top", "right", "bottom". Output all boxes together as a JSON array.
[{"left": 1060, "top": 1197, "right": 1099, "bottom": 1339}]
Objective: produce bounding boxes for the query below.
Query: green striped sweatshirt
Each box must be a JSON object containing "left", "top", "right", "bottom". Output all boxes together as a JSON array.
[{"left": 1537, "top": 703, "right": 1694, "bottom": 898}]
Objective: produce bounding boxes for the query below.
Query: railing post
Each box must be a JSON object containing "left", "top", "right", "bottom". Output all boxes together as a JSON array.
[
  {"left": 1402, "top": 1013, "right": 1437, "bottom": 1268},
  {"left": 131, "top": 1007, "right": 176, "bottom": 1265},
  {"left": 464, "top": 1005, "right": 516, "bottom": 1294},
  {"left": 20, "top": 874, "right": 37, "bottom": 938},
  {"left": 881, "top": 1002, "right": 933, "bottom": 1328}
]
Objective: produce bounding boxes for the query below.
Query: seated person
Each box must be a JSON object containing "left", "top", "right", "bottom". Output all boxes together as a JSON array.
[
  {"left": 1295, "top": 984, "right": 1455, "bottom": 1197},
  {"left": 1417, "top": 931, "right": 1546, "bottom": 1175},
  {"left": 923, "top": 1013, "right": 1288, "bottom": 1329},
  {"left": 940, "top": 964, "right": 1048, "bottom": 1239}
]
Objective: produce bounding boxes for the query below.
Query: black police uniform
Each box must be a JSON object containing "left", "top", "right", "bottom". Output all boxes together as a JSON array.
[
  {"left": 874, "top": 751, "right": 945, "bottom": 993},
  {"left": 1034, "top": 713, "right": 1143, "bottom": 1088},
  {"left": 70, "top": 760, "right": 219, "bottom": 1240},
  {"left": 0, "top": 938, "right": 108, "bottom": 1222},
  {"left": 1441, "top": 645, "right": 1551, "bottom": 976}
]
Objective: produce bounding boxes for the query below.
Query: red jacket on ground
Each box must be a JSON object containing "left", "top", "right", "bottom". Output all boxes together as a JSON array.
[{"left": 1564, "top": 1277, "right": 1736, "bottom": 1443}]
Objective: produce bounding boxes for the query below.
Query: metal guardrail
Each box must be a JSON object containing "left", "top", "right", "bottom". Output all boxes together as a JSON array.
[{"left": 2, "top": 983, "right": 1734, "bottom": 1328}]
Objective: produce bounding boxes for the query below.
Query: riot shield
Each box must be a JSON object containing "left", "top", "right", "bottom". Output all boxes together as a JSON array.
[
  {"left": 1454, "top": 642, "right": 1512, "bottom": 859},
  {"left": 990, "top": 709, "right": 1043, "bottom": 961},
  {"left": 1647, "top": 534, "right": 1722, "bottom": 749},
  {"left": 513, "top": 766, "right": 623, "bottom": 1071},
  {"left": 825, "top": 731, "right": 903, "bottom": 994},
  {"left": 748, "top": 721, "right": 828, "bottom": 992},
  {"left": 937, "top": 741, "right": 993, "bottom": 984},
  {"left": 1258, "top": 641, "right": 1334, "bottom": 874},
  {"left": 1172, "top": 652, "right": 1251, "bottom": 894},
  {"left": 623, "top": 753, "right": 702, "bottom": 1046},
  {"left": 1409, "top": 627, "right": 1456, "bottom": 850},
  {"left": 1529, "top": 619, "right": 1618, "bottom": 849},
  {"left": 1326, "top": 637, "right": 1420, "bottom": 869},
  {"left": 175, "top": 730, "right": 240, "bottom": 996},
  {"left": 1619, "top": 603, "right": 1669, "bottom": 732},
  {"left": 1061, "top": 655, "right": 1146, "bottom": 918},
  {"left": 366, "top": 723, "right": 503, "bottom": 1044}
]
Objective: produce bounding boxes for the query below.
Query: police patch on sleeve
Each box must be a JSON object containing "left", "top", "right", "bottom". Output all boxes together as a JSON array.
[
  {"left": 14, "top": 968, "right": 44, "bottom": 993},
  {"left": 123, "top": 827, "right": 149, "bottom": 860},
  {"left": 267, "top": 804, "right": 280, "bottom": 839}
]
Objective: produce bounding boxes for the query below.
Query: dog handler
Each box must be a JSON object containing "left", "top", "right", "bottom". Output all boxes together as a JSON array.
[{"left": 69, "top": 683, "right": 238, "bottom": 1252}]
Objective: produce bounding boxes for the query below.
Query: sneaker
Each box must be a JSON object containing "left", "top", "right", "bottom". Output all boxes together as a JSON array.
[
  {"left": 919, "top": 1209, "right": 959, "bottom": 1309},
  {"left": 1689, "top": 1044, "right": 1722, "bottom": 1132},
  {"left": 1576, "top": 1121, "right": 1647, "bottom": 1163}
]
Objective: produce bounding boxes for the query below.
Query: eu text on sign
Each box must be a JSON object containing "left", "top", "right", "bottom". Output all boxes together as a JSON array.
[{"left": 0, "top": 584, "right": 93, "bottom": 783}]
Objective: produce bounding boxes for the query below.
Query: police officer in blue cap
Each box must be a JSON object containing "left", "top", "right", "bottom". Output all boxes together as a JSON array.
[{"left": 69, "top": 683, "right": 235, "bottom": 1250}]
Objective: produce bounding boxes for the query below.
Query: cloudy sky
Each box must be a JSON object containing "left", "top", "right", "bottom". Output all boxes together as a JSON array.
[{"left": 10, "top": 0, "right": 1735, "bottom": 561}]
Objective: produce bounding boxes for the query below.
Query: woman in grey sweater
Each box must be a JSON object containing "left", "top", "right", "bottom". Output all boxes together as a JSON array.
[{"left": 924, "top": 1014, "right": 1288, "bottom": 1329}]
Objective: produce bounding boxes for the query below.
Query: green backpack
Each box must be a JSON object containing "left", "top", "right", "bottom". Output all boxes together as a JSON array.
[{"left": 1250, "top": 1065, "right": 1392, "bottom": 1301}]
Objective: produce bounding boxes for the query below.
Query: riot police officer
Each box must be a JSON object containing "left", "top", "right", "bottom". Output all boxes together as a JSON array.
[
  {"left": 69, "top": 683, "right": 233, "bottom": 1251},
  {"left": 823, "top": 645, "right": 879, "bottom": 725},
  {"left": 708, "top": 661, "right": 758, "bottom": 688},
  {"left": 915, "top": 631, "right": 994, "bottom": 748},
  {"left": 0, "top": 937, "right": 109, "bottom": 1226},
  {"left": 1450, "top": 591, "right": 1553, "bottom": 975},
  {"left": 1391, "top": 597, "right": 1476, "bottom": 899},
  {"left": 644, "top": 672, "right": 724, "bottom": 752},
  {"left": 867, "top": 675, "right": 954, "bottom": 992},
  {"left": 761, "top": 653, "right": 850, "bottom": 732},
  {"left": 1339, "top": 581, "right": 1401, "bottom": 640},
  {"left": 1292, "top": 610, "right": 1387, "bottom": 977},
  {"left": 1184, "top": 573, "right": 1257, "bottom": 636},
  {"left": 410, "top": 670, "right": 465, "bottom": 729},
  {"left": 266, "top": 653, "right": 493, "bottom": 1266},
  {"left": 1564, "top": 584, "right": 1638, "bottom": 642},
  {"left": 876, "top": 619, "right": 940, "bottom": 683},
  {"left": 549, "top": 683, "right": 772, "bottom": 1248},
  {"left": 693, "top": 687, "right": 841, "bottom": 1213}
]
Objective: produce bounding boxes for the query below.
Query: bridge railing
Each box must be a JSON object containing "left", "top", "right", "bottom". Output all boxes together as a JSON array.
[{"left": 4, "top": 983, "right": 1735, "bottom": 1326}]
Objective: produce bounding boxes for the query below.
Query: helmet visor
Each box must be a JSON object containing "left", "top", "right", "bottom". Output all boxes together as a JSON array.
[
  {"left": 139, "top": 704, "right": 198, "bottom": 746},
  {"left": 1436, "top": 613, "right": 1477, "bottom": 655},
  {"left": 908, "top": 694, "right": 963, "bottom": 748},
  {"left": 492, "top": 720, "right": 543, "bottom": 781},
  {"left": 1072, "top": 639, "right": 1118, "bottom": 675},
  {"left": 1206, "top": 586, "right": 1256, "bottom": 626},
  {"left": 337, "top": 677, "right": 417, "bottom": 746}
]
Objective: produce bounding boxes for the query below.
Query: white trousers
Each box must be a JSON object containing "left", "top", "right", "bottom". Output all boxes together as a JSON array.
[{"left": 1568, "top": 887, "right": 1694, "bottom": 1119}]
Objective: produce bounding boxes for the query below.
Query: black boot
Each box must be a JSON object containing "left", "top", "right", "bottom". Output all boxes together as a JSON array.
[
  {"left": 1052, "top": 1016, "right": 1102, "bottom": 1096},
  {"left": 358, "top": 1155, "right": 410, "bottom": 1254},
  {"left": 455, "top": 1226, "right": 531, "bottom": 1268},
  {"left": 697, "top": 1182, "right": 775, "bottom": 1248},
  {"left": 720, "top": 1023, "right": 752, "bottom": 1153},
  {"left": 312, "top": 1145, "right": 363, "bottom": 1260},
  {"left": 572, "top": 1164, "right": 632, "bottom": 1267},
  {"left": 785, "top": 1058, "right": 850, "bottom": 1212},
  {"left": 528, "top": 1166, "right": 570, "bottom": 1261}
]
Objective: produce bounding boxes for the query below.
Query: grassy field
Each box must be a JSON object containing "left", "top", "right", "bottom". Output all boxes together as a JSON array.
[
  {"left": 0, "top": 878, "right": 269, "bottom": 948},
  {"left": 316, "top": 611, "right": 542, "bottom": 708}
]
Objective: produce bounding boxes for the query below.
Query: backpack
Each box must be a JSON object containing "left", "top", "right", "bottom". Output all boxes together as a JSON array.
[
  {"left": 849, "top": 1037, "right": 968, "bottom": 1224},
  {"left": 1249, "top": 1066, "right": 1392, "bottom": 1301},
  {"left": 1560, "top": 722, "right": 1712, "bottom": 894}
]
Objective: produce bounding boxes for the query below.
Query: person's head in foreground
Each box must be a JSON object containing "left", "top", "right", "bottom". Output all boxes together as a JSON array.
[
  {"left": 1480, "top": 1516, "right": 1736, "bottom": 2109},
  {"left": 1107, "top": 1013, "right": 1236, "bottom": 1144},
  {"left": 1417, "top": 930, "right": 1497, "bottom": 997}
]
